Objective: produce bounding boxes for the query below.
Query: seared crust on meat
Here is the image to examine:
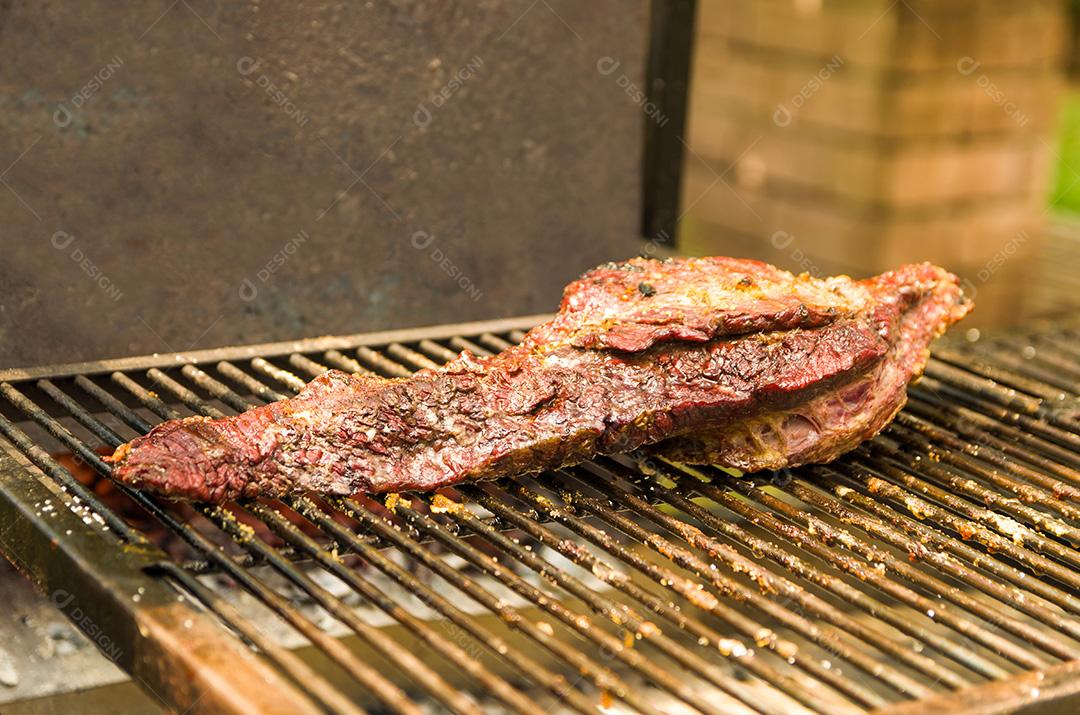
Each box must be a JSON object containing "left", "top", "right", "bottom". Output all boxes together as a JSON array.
[{"left": 107, "top": 257, "right": 970, "bottom": 502}]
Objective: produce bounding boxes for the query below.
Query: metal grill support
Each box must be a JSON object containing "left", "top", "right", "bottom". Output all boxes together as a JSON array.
[{"left": 0, "top": 317, "right": 1077, "bottom": 714}]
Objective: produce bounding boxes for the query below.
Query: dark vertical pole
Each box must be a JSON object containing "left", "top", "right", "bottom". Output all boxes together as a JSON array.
[{"left": 642, "top": 0, "right": 697, "bottom": 245}]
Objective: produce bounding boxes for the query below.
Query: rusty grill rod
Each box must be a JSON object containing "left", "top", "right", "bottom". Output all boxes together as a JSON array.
[
  {"left": 849, "top": 449, "right": 1080, "bottom": 590},
  {"left": 325, "top": 494, "right": 668, "bottom": 715},
  {"left": 159, "top": 369, "right": 607, "bottom": 715},
  {"left": 932, "top": 348, "right": 1075, "bottom": 404},
  {"left": 181, "top": 352, "right": 677, "bottom": 715},
  {"left": 903, "top": 396, "right": 1080, "bottom": 486},
  {"left": 216, "top": 361, "right": 290, "bottom": 402},
  {"left": 879, "top": 422, "right": 1080, "bottom": 538},
  {"left": 638, "top": 463, "right": 1019, "bottom": 679},
  {"left": 6, "top": 380, "right": 444, "bottom": 715},
  {"left": 242, "top": 346, "right": 886, "bottom": 712},
  {"left": 259, "top": 347, "right": 894, "bottom": 715},
  {"left": 666, "top": 462, "right": 1080, "bottom": 661},
  {"left": 107, "top": 371, "right": 522, "bottom": 715},
  {"left": 891, "top": 414, "right": 1080, "bottom": 509},
  {"left": 478, "top": 479, "right": 887, "bottom": 710},
  {"left": 1036, "top": 334, "right": 1080, "bottom": 364},
  {"left": 814, "top": 460, "right": 1080, "bottom": 618},
  {"left": 968, "top": 340, "right": 1080, "bottom": 396},
  {"left": 819, "top": 463, "right": 1080, "bottom": 651},
  {"left": 551, "top": 465, "right": 937, "bottom": 699},
  {"left": 412, "top": 491, "right": 787, "bottom": 715},
  {"left": 143, "top": 354, "right": 708, "bottom": 715},
  {"left": 467, "top": 481, "right": 875, "bottom": 713},
  {"left": 915, "top": 375, "right": 1080, "bottom": 455},
  {"left": 921, "top": 360, "right": 1074, "bottom": 432},
  {"left": 388, "top": 493, "right": 730, "bottom": 714},
  {"left": 991, "top": 340, "right": 1080, "bottom": 388},
  {"left": 267, "top": 498, "right": 604, "bottom": 715}
]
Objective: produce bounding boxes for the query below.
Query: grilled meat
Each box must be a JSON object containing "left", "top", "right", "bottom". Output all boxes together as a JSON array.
[{"left": 107, "top": 257, "right": 970, "bottom": 502}]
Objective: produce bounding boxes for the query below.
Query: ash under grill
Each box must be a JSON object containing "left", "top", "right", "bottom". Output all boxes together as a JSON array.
[{"left": 0, "top": 316, "right": 1078, "bottom": 715}]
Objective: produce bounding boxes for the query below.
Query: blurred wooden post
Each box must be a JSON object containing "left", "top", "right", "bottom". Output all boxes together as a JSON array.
[{"left": 680, "top": 0, "right": 1067, "bottom": 325}]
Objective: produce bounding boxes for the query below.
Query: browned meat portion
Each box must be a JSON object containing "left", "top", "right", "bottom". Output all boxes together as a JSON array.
[{"left": 107, "top": 257, "right": 970, "bottom": 502}]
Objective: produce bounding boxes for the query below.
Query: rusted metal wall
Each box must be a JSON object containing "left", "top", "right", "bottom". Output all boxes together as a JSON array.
[{"left": 0, "top": 1, "right": 647, "bottom": 366}]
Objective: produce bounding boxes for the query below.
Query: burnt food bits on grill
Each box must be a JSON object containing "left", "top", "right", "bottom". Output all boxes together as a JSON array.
[{"left": 106, "top": 256, "right": 971, "bottom": 502}]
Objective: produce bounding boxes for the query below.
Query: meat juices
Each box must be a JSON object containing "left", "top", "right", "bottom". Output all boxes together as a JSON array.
[{"left": 107, "top": 257, "right": 971, "bottom": 502}]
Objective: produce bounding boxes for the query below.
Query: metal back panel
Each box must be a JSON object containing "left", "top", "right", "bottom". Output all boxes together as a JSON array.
[{"left": 0, "top": 0, "right": 650, "bottom": 367}]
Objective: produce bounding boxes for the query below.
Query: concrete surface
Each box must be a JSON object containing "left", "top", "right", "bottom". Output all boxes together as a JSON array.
[{"left": 0, "top": 564, "right": 160, "bottom": 713}]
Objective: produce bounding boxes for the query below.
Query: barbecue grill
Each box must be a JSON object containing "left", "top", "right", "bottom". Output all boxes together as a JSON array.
[{"left": 0, "top": 315, "right": 1077, "bottom": 714}]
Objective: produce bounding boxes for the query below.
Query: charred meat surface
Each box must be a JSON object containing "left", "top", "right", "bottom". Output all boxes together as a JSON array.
[{"left": 107, "top": 257, "right": 970, "bottom": 502}]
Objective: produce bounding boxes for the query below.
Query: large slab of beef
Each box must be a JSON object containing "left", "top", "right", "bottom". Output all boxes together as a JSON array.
[{"left": 107, "top": 257, "right": 970, "bottom": 502}]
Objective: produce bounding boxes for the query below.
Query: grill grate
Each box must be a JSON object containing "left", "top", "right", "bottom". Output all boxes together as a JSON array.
[{"left": 0, "top": 316, "right": 1078, "bottom": 714}]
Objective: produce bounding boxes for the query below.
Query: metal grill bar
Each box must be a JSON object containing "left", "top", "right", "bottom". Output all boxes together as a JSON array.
[
  {"left": 419, "top": 495, "right": 779, "bottom": 714},
  {"left": 155, "top": 562, "right": 373, "bottom": 715},
  {"left": 12, "top": 380, "right": 437, "bottom": 715},
  {"left": 172, "top": 357, "right": 636, "bottom": 709},
  {"left": 672, "top": 466, "right": 1078, "bottom": 662},
  {"left": 932, "top": 348, "right": 1075, "bottom": 403},
  {"left": 645, "top": 466, "right": 1015, "bottom": 679},
  {"left": 902, "top": 397, "right": 1080, "bottom": 492},
  {"left": 168, "top": 354, "right": 682, "bottom": 715},
  {"left": 325, "top": 495, "right": 665, "bottom": 715},
  {"left": 891, "top": 415, "right": 1080, "bottom": 514},
  {"left": 134, "top": 368, "right": 546, "bottom": 715},
  {"left": 269, "top": 498, "right": 602, "bottom": 715},
  {"left": 101, "top": 370, "right": 494, "bottom": 715},
  {"left": 466, "top": 487, "right": 848, "bottom": 712},
  {"left": 817, "top": 461, "right": 1080, "bottom": 618},
  {"left": 476, "top": 481, "right": 885, "bottom": 709},
  {"left": 553, "top": 466, "right": 938, "bottom": 699},
  {"left": 0, "top": 317, "right": 1077, "bottom": 714},
  {"left": 230, "top": 350, "right": 874, "bottom": 714},
  {"left": 148, "top": 365, "right": 606, "bottom": 714},
  {"left": 849, "top": 449, "right": 1080, "bottom": 589}
]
